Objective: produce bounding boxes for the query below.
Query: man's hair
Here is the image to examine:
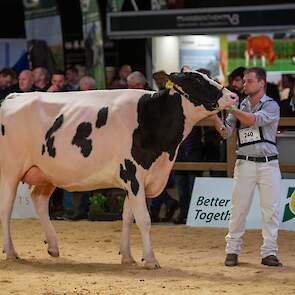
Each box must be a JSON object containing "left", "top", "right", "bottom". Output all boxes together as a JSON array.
[
  {"left": 66, "top": 66, "right": 78, "bottom": 74},
  {"left": 244, "top": 67, "right": 266, "bottom": 83},
  {"left": 79, "top": 75, "right": 97, "bottom": 90},
  {"left": 0, "top": 67, "right": 17, "bottom": 79},
  {"left": 229, "top": 66, "right": 246, "bottom": 81},
  {"left": 52, "top": 70, "right": 65, "bottom": 76},
  {"left": 33, "top": 67, "right": 50, "bottom": 82},
  {"left": 127, "top": 71, "right": 146, "bottom": 85}
]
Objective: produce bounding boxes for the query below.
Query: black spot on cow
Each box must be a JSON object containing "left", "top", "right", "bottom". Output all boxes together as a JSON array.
[
  {"left": 131, "top": 90, "right": 185, "bottom": 170},
  {"left": 43, "top": 114, "right": 64, "bottom": 157},
  {"left": 169, "top": 72, "right": 223, "bottom": 111},
  {"left": 1, "top": 124, "right": 5, "bottom": 136},
  {"left": 96, "top": 107, "right": 108, "bottom": 128},
  {"left": 72, "top": 122, "right": 93, "bottom": 157},
  {"left": 41, "top": 144, "right": 45, "bottom": 155},
  {"left": 120, "top": 159, "right": 139, "bottom": 196}
]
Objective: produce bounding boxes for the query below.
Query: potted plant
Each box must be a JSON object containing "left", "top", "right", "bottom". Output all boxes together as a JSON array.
[{"left": 88, "top": 192, "right": 124, "bottom": 221}]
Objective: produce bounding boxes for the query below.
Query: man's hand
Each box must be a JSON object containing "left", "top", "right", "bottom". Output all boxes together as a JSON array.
[
  {"left": 47, "top": 85, "right": 59, "bottom": 92},
  {"left": 218, "top": 91, "right": 239, "bottom": 111},
  {"left": 224, "top": 96, "right": 239, "bottom": 112},
  {"left": 208, "top": 114, "right": 227, "bottom": 139}
]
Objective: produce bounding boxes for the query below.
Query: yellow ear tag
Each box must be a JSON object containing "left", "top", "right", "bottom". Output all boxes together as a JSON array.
[{"left": 165, "top": 80, "right": 174, "bottom": 89}]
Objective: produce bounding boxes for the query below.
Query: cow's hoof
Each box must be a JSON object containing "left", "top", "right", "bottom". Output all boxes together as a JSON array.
[
  {"left": 121, "top": 256, "right": 137, "bottom": 265},
  {"left": 144, "top": 260, "right": 161, "bottom": 270},
  {"left": 6, "top": 253, "right": 20, "bottom": 260},
  {"left": 48, "top": 248, "right": 59, "bottom": 257}
]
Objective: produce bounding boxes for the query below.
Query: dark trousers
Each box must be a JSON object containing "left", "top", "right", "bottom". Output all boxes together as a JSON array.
[
  {"left": 174, "top": 170, "right": 203, "bottom": 220},
  {"left": 150, "top": 188, "right": 175, "bottom": 218}
]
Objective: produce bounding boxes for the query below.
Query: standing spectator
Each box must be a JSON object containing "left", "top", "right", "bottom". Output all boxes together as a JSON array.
[
  {"left": 173, "top": 127, "right": 203, "bottom": 224},
  {"left": 198, "top": 68, "right": 226, "bottom": 177},
  {"left": 266, "top": 82, "right": 280, "bottom": 104},
  {"left": 280, "top": 83, "right": 295, "bottom": 117},
  {"left": 79, "top": 75, "right": 97, "bottom": 91},
  {"left": 110, "top": 64, "right": 132, "bottom": 89},
  {"left": 279, "top": 74, "right": 294, "bottom": 101},
  {"left": 106, "top": 66, "right": 115, "bottom": 89},
  {"left": 47, "top": 70, "right": 67, "bottom": 92},
  {"left": 66, "top": 66, "right": 80, "bottom": 91},
  {"left": 0, "top": 68, "right": 19, "bottom": 99},
  {"left": 47, "top": 70, "right": 68, "bottom": 219},
  {"left": 33, "top": 67, "right": 51, "bottom": 91},
  {"left": 212, "top": 67, "right": 282, "bottom": 267},
  {"left": 228, "top": 66, "right": 247, "bottom": 102},
  {"left": 127, "top": 71, "right": 153, "bottom": 90},
  {"left": 18, "top": 70, "right": 36, "bottom": 92}
]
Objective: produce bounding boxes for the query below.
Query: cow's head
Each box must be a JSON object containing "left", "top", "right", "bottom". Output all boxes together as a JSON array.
[{"left": 168, "top": 71, "right": 237, "bottom": 112}]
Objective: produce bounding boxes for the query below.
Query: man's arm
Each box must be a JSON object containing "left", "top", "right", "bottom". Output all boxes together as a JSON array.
[
  {"left": 229, "top": 106, "right": 256, "bottom": 126},
  {"left": 209, "top": 114, "right": 235, "bottom": 139}
]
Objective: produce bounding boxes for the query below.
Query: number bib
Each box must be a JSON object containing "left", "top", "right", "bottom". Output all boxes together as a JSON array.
[{"left": 238, "top": 126, "right": 261, "bottom": 145}]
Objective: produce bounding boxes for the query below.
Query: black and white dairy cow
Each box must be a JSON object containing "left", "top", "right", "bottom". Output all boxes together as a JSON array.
[{"left": 0, "top": 71, "right": 237, "bottom": 268}]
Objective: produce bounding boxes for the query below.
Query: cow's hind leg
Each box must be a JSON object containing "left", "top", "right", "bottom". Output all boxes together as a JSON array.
[
  {"left": 245, "top": 50, "right": 249, "bottom": 67},
  {"left": 128, "top": 189, "right": 160, "bottom": 269},
  {"left": 31, "top": 184, "right": 59, "bottom": 257},
  {"left": 0, "top": 178, "right": 19, "bottom": 259},
  {"left": 120, "top": 197, "right": 136, "bottom": 265},
  {"left": 262, "top": 55, "right": 266, "bottom": 67}
]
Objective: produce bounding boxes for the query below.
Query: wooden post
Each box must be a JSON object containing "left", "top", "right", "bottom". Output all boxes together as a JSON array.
[{"left": 226, "top": 130, "right": 237, "bottom": 177}]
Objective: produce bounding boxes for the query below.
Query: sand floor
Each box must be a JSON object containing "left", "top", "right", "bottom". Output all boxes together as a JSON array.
[{"left": 0, "top": 220, "right": 294, "bottom": 295}]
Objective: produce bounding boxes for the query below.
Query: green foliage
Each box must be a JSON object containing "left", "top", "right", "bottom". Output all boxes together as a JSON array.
[
  {"left": 117, "top": 196, "right": 125, "bottom": 209},
  {"left": 228, "top": 58, "right": 295, "bottom": 72},
  {"left": 89, "top": 193, "right": 125, "bottom": 214},
  {"left": 89, "top": 193, "right": 107, "bottom": 212}
]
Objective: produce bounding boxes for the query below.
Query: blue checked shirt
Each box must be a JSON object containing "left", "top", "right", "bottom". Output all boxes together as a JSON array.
[{"left": 225, "top": 94, "right": 280, "bottom": 157}]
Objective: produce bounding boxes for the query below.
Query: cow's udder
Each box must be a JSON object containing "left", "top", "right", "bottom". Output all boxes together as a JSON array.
[{"left": 22, "top": 166, "right": 51, "bottom": 186}]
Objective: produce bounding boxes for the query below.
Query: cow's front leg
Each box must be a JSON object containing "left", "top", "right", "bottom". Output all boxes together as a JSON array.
[
  {"left": 0, "top": 179, "right": 19, "bottom": 259},
  {"left": 31, "top": 184, "right": 59, "bottom": 257},
  {"left": 120, "top": 197, "right": 136, "bottom": 265},
  {"left": 129, "top": 190, "right": 160, "bottom": 269}
]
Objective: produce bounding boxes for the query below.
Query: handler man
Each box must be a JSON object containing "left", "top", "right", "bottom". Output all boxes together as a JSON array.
[{"left": 212, "top": 67, "right": 282, "bottom": 267}]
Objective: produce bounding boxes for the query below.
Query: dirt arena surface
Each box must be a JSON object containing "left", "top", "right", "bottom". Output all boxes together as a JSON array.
[{"left": 0, "top": 220, "right": 294, "bottom": 295}]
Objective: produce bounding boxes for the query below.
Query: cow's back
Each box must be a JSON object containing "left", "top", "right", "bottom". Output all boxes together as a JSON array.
[
  {"left": 0, "top": 90, "right": 149, "bottom": 191},
  {"left": 247, "top": 36, "right": 273, "bottom": 55}
]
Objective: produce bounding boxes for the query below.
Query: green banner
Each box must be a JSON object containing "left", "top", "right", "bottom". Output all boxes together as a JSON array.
[
  {"left": 80, "top": 0, "right": 106, "bottom": 89},
  {"left": 23, "top": 0, "right": 64, "bottom": 72}
]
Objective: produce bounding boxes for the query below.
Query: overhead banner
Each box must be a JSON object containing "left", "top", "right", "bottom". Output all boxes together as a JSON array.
[
  {"left": 187, "top": 178, "right": 295, "bottom": 231},
  {"left": 80, "top": 0, "right": 105, "bottom": 89},
  {"left": 107, "top": 4, "right": 295, "bottom": 38},
  {"left": 23, "top": 0, "right": 63, "bottom": 72}
]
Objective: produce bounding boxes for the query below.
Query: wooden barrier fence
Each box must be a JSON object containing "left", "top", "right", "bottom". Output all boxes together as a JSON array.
[{"left": 173, "top": 117, "right": 295, "bottom": 177}]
